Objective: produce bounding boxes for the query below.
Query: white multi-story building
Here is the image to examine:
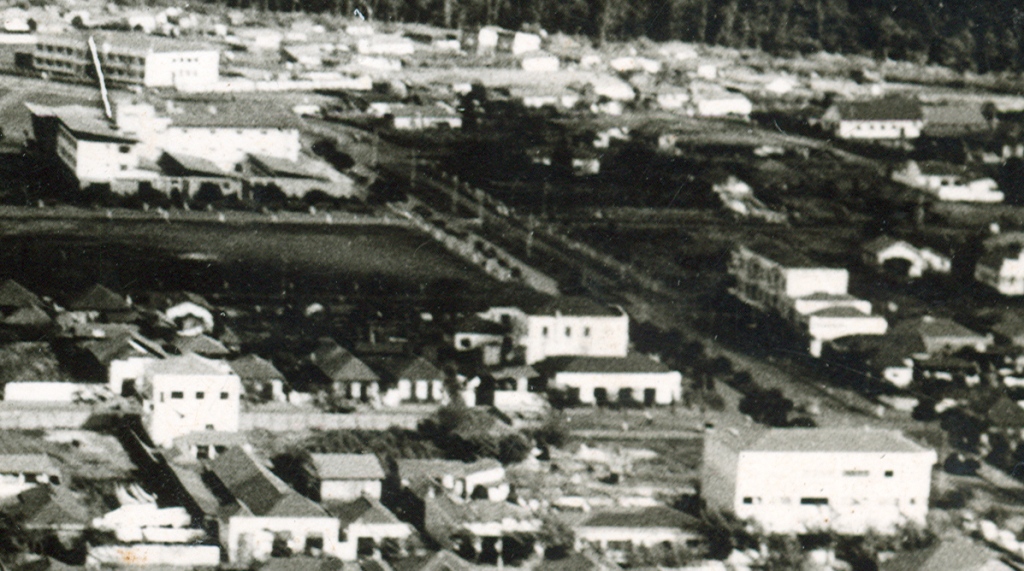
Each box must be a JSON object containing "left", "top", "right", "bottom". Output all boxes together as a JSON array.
[
  {"left": 478, "top": 297, "right": 630, "bottom": 365},
  {"left": 141, "top": 353, "right": 241, "bottom": 448},
  {"left": 702, "top": 428, "right": 937, "bottom": 534},
  {"left": 892, "top": 161, "right": 1003, "bottom": 203},
  {"left": 33, "top": 32, "right": 219, "bottom": 88},
  {"left": 729, "top": 244, "right": 888, "bottom": 356}
]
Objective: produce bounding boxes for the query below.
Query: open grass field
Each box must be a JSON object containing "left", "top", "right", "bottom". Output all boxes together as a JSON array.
[{"left": 0, "top": 218, "right": 511, "bottom": 301}]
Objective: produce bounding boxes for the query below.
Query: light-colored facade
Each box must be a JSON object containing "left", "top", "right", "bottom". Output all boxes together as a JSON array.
[
  {"left": 479, "top": 299, "right": 630, "bottom": 365},
  {"left": 0, "top": 454, "right": 61, "bottom": 499},
  {"left": 311, "top": 453, "right": 385, "bottom": 501},
  {"left": 141, "top": 354, "right": 241, "bottom": 448},
  {"left": 976, "top": 249, "right": 1024, "bottom": 296},
  {"left": 729, "top": 245, "right": 887, "bottom": 355},
  {"left": 863, "top": 237, "right": 952, "bottom": 279},
  {"left": 549, "top": 355, "right": 683, "bottom": 406},
  {"left": 892, "top": 161, "right": 1003, "bottom": 203},
  {"left": 34, "top": 32, "right": 219, "bottom": 88},
  {"left": 575, "top": 507, "right": 701, "bottom": 563},
  {"left": 702, "top": 429, "right": 937, "bottom": 535}
]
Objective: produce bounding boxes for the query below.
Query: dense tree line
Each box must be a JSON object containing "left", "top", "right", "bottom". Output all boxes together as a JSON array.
[{"left": 220, "top": 0, "right": 1024, "bottom": 73}]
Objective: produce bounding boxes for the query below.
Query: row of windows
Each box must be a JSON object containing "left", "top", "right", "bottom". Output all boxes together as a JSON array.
[
  {"left": 161, "top": 391, "right": 231, "bottom": 401},
  {"left": 540, "top": 326, "right": 592, "bottom": 338},
  {"left": 38, "top": 44, "right": 83, "bottom": 56},
  {"left": 105, "top": 53, "right": 145, "bottom": 66},
  {"left": 171, "top": 56, "right": 202, "bottom": 64},
  {"left": 0, "top": 472, "right": 60, "bottom": 484}
]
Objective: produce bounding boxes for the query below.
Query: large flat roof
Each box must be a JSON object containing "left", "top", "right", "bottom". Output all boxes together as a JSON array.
[
  {"left": 37, "top": 31, "right": 219, "bottom": 54},
  {"left": 713, "top": 428, "right": 932, "bottom": 455}
]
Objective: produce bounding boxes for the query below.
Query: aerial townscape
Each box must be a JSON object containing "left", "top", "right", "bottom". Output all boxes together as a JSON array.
[{"left": 7, "top": 1, "right": 1024, "bottom": 571}]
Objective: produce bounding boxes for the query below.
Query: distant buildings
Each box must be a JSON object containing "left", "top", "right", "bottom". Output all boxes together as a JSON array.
[
  {"left": 821, "top": 97, "right": 924, "bottom": 140},
  {"left": 862, "top": 236, "right": 952, "bottom": 278},
  {"left": 310, "top": 453, "right": 385, "bottom": 502},
  {"left": 0, "top": 454, "right": 62, "bottom": 499},
  {"left": 574, "top": 506, "right": 702, "bottom": 562},
  {"left": 729, "top": 244, "right": 888, "bottom": 356},
  {"left": 33, "top": 32, "right": 219, "bottom": 89},
  {"left": 702, "top": 428, "right": 936, "bottom": 534},
  {"left": 478, "top": 297, "right": 630, "bottom": 365},
  {"left": 892, "top": 160, "right": 1003, "bottom": 203}
]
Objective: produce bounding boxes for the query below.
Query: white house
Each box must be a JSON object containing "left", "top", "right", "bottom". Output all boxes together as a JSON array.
[
  {"left": 977, "top": 246, "right": 1024, "bottom": 296},
  {"left": 0, "top": 454, "right": 62, "bottom": 499},
  {"left": 330, "top": 497, "right": 412, "bottom": 559},
  {"left": 521, "top": 53, "right": 559, "bottom": 72},
  {"left": 544, "top": 353, "right": 683, "bottom": 406},
  {"left": 209, "top": 447, "right": 342, "bottom": 563},
  {"left": 388, "top": 104, "right": 462, "bottom": 130},
  {"left": 729, "top": 244, "right": 888, "bottom": 356},
  {"left": 34, "top": 32, "right": 219, "bottom": 88},
  {"left": 310, "top": 453, "right": 385, "bottom": 502},
  {"left": 702, "top": 428, "right": 937, "bottom": 534},
  {"left": 892, "top": 161, "right": 1003, "bottom": 203},
  {"left": 141, "top": 353, "right": 241, "bottom": 448},
  {"left": 478, "top": 297, "right": 630, "bottom": 365},
  {"left": 356, "top": 34, "right": 415, "bottom": 56},
  {"left": 862, "top": 236, "right": 952, "bottom": 278},
  {"left": 693, "top": 92, "right": 752, "bottom": 118},
  {"left": 820, "top": 97, "right": 924, "bottom": 140},
  {"left": 398, "top": 458, "right": 508, "bottom": 502},
  {"left": 574, "top": 506, "right": 702, "bottom": 562}
]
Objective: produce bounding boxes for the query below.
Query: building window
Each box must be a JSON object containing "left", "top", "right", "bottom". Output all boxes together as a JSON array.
[
  {"left": 339, "top": 529, "right": 348, "bottom": 541},
  {"left": 220, "top": 392, "right": 229, "bottom": 399},
  {"left": 118, "top": 145, "right": 130, "bottom": 154},
  {"left": 742, "top": 497, "right": 753, "bottom": 504},
  {"left": 565, "top": 327, "right": 571, "bottom": 337},
  {"left": 196, "top": 392, "right": 205, "bottom": 399},
  {"left": 885, "top": 470, "right": 894, "bottom": 477},
  {"left": 542, "top": 327, "right": 548, "bottom": 337},
  {"left": 196, "top": 445, "right": 210, "bottom": 459},
  {"left": 205, "top": 424, "right": 214, "bottom": 430},
  {"left": 171, "top": 391, "right": 184, "bottom": 399},
  {"left": 800, "top": 497, "right": 829, "bottom": 505},
  {"left": 584, "top": 327, "right": 591, "bottom": 337},
  {"left": 160, "top": 393, "right": 164, "bottom": 402},
  {"left": 120, "top": 165, "right": 127, "bottom": 171},
  {"left": 843, "top": 470, "right": 869, "bottom": 477}
]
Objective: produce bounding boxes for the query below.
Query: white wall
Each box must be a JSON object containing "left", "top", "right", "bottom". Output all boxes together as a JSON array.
[
  {"left": 144, "top": 50, "right": 220, "bottom": 88},
  {"left": 733, "top": 450, "right": 935, "bottom": 534},
  {"left": 4, "top": 382, "right": 103, "bottom": 402},
  {"left": 554, "top": 371, "right": 682, "bottom": 405},
  {"left": 321, "top": 479, "right": 382, "bottom": 501},
  {"left": 783, "top": 268, "right": 849, "bottom": 298},
  {"left": 160, "top": 126, "right": 300, "bottom": 172},
  {"left": 143, "top": 371, "right": 241, "bottom": 448},
  {"left": 87, "top": 544, "right": 220, "bottom": 567},
  {"left": 110, "top": 356, "right": 158, "bottom": 396},
  {"left": 837, "top": 120, "right": 922, "bottom": 140},
  {"left": 521, "top": 313, "right": 629, "bottom": 364},
  {"left": 58, "top": 124, "right": 140, "bottom": 184},
  {"left": 228, "top": 515, "right": 340, "bottom": 563}
]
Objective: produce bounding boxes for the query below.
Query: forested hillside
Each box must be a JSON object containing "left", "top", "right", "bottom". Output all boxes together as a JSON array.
[{"left": 264, "top": 0, "right": 1024, "bottom": 74}]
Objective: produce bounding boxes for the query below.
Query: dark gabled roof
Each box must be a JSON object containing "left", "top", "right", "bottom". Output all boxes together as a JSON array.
[
  {"left": 543, "top": 353, "right": 672, "bottom": 374},
  {"left": 68, "top": 284, "right": 130, "bottom": 312},
  {"left": 889, "top": 316, "right": 984, "bottom": 341},
  {"left": 983, "top": 395, "right": 1024, "bottom": 428},
  {"left": 580, "top": 506, "right": 700, "bottom": 530},
  {"left": 834, "top": 97, "right": 923, "bottom": 121},
  {"left": 80, "top": 331, "right": 166, "bottom": 367},
  {"left": 991, "top": 313, "right": 1024, "bottom": 340},
  {"left": 230, "top": 354, "right": 284, "bottom": 380},
  {"left": 310, "top": 453, "right": 385, "bottom": 481},
  {"left": 490, "top": 365, "right": 540, "bottom": 380},
  {"left": 172, "top": 333, "right": 231, "bottom": 357},
  {"left": 168, "top": 463, "right": 219, "bottom": 516},
  {"left": 248, "top": 154, "right": 325, "bottom": 180},
  {"left": 25, "top": 103, "right": 138, "bottom": 144},
  {"left": 327, "top": 496, "right": 402, "bottom": 526},
  {"left": 922, "top": 104, "right": 989, "bottom": 127},
  {"left": 454, "top": 315, "right": 508, "bottom": 335},
  {"left": 365, "top": 355, "right": 443, "bottom": 384},
  {"left": 0, "top": 280, "right": 41, "bottom": 309},
  {"left": 398, "top": 458, "right": 502, "bottom": 485},
  {"left": 160, "top": 151, "right": 228, "bottom": 177},
  {"left": 208, "top": 447, "right": 328, "bottom": 518},
  {"left": 917, "top": 161, "right": 966, "bottom": 176},
  {"left": 863, "top": 235, "right": 905, "bottom": 255},
  {"left": 4, "top": 306, "right": 51, "bottom": 327},
  {"left": 524, "top": 296, "right": 624, "bottom": 317},
  {"left": 391, "top": 551, "right": 474, "bottom": 571},
  {"left": 12, "top": 485, "right": 91, "bottom": 529},
  {"left": 146, "top": 353, "right": 234, "bottom": 377},
  {"left": 880, "top": 538, "right": 1010, "bottom": 571},
  {"left": 310, "top": 338, "right": 379, "bottom": 383}
]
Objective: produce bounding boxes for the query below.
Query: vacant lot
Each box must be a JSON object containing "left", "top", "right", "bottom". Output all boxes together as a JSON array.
[{"left": 0, "top": 218, "right": 511, "bottom": 301}]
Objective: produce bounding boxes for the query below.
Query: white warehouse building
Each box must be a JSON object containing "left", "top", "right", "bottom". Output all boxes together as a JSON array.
[{"left": 702, "top": 428, "right": 937, "bottom": 535}]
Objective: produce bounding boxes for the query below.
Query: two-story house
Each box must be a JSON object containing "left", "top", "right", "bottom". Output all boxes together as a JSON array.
[
  {"left": 702, "top": 428, "right": 937, "bottom": 534},
  {"left": 141, "top": 353, "right": 241, "bottom": 448}
]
